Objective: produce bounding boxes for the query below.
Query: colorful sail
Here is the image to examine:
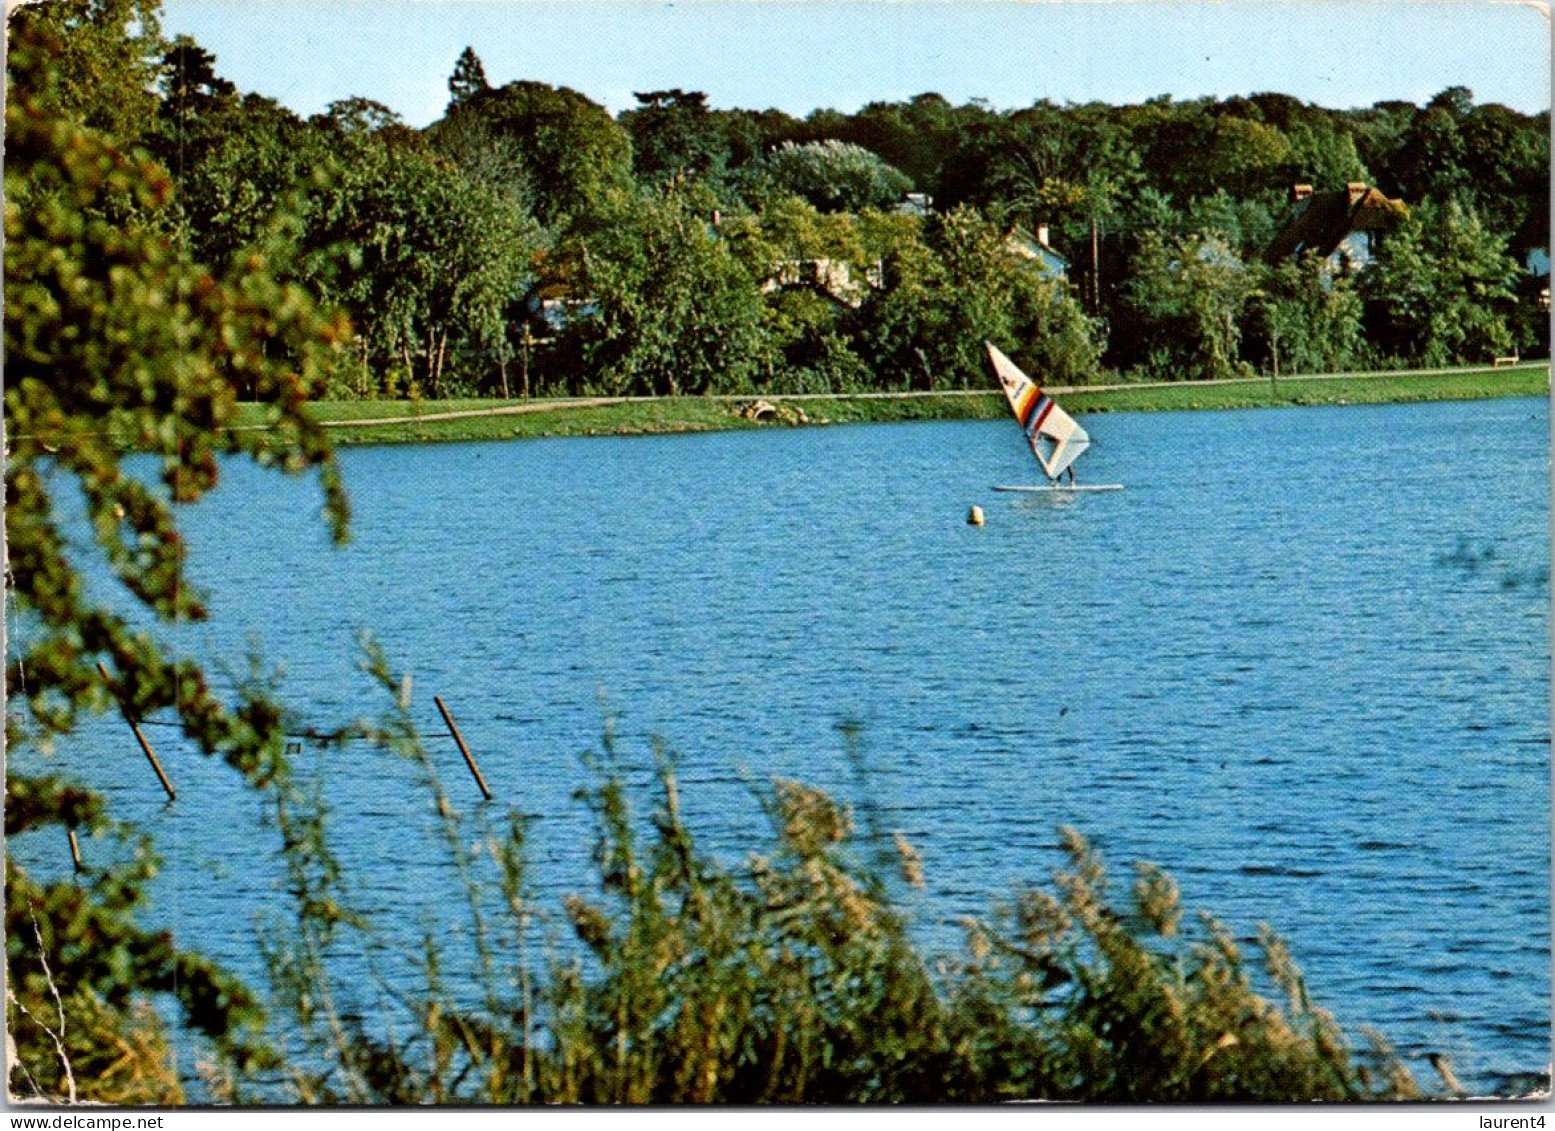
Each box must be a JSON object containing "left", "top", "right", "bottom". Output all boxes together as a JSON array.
[{"left": 985, "top": 341, "right": 1090, "bottom": 481}]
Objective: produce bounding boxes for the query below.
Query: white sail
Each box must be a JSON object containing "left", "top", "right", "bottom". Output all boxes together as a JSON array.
[{"left": 985, "top": 342, "right": 1090, "bottom": 480}]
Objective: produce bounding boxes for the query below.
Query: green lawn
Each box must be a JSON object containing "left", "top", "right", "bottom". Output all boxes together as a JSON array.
[
  {"left": 232, "top": 363, "right": 1549, "bottom": 446},
  {"left": 1065, "top": 365, "right": 1550, "bottom": 414}
]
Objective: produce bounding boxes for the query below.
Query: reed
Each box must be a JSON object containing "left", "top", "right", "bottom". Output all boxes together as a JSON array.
[{"left": 251, "top": 653, "right": 1425, "bottom": 1104}]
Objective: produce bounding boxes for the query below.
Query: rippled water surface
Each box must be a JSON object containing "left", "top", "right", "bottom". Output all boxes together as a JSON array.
[{"left": 18, "top": 396, "right": 1551, "bottom": 1093}]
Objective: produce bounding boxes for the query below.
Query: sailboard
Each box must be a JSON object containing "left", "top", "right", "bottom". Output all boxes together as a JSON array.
[
  {"left": 992, "top": 483, "right": 1123, "bottom": 493},
  {"left": 985, "top": 341, "right": 1121, "bottom": 492}
]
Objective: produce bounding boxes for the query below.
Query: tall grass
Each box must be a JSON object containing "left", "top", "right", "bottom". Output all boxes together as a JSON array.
[{"left": 236, "top": 650, "right": 1425, "bottom": 1104}]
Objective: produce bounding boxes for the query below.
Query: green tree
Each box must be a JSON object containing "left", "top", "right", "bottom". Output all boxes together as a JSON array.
[
  {"left": 935, "top": 107, "right": 1043, "bottom": 216},
  {"left": 1459, "top": 102, "right": 1550, "bottom": 239},
  {"left": 447, "top": 45, "right": 490, "bottom": 110},
  {"left": 721, "top": 196, "right": 884, "bottom": 390},
  {"left": 148, "top": 35, "right": 249, "bottom": 203},
  {"left": 297, "top": 137, "right": 539, "bottom": 396},
  {"left": 1362, "top": 199, "right": 1521, "bottom": 365},
  {"left": 445, "top": 80, "right": 632, "bottom": 226},
  {"left": 313, "top": 95, "right": 417, "bottom": 143},
  {"left": 160, "top": 89, "right": 331, "bottom": 272},
  {"left": 1124, "top": 230, "right": 1258, "bottom": 380},
  {"left": 550, "top": 184, "right": 771, "bottom": 395},
  {"left": 425, "top": 108, "right": 537, "bottom": 212},
  {"left": 1351, "top": 99, "right": 1418, "bottom": 197},
  {"left": 760, "top": 140, "right": 912, "bottom": 214},
  {"left": 1200, "top": 114, "right": 1294, "bottom": 198},
  {"left": 5, "top": 22, "right": 350, "bottom": 1100},
  {"left": 158, "top": 34, "right": 236, "bottom": 121},
  {"left": 817, "top": 93, "right": 975, "bottom": 194},
  {"left": 712, "top": 106, "right": 804, "bottom": 176},
  {"left": 854, "top": 206, "right": 1099, "bottom": 389},
  {"left": 7, "top": 0, "right": 165, "bottom": 141},
  {"left": 1251, "top": 254, "right": 1366, "bottom": 377},
  {"left": 1285, "top": 118, "right": 1370, "bottom": 189},
  {"left": 1183, "top": 189, "right": 1280, "bottom": 262},
  {"left": 1390, "top": 87, "right": 1473, "bottom": 203},
  {"left": 621, "top": 89, "right": 730, "bottom": 186},
  {"left": 1112, "top": 95, "right": 1218, "bottom": 204},
  {"left": 941, "top": 105, "right": 1141, "bottom": 315}
]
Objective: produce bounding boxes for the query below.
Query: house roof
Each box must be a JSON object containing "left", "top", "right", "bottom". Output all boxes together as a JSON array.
[
  {"left": 1006, "top": 225, "right": 1070, "bottom": 272},
  {"left": 1265, "top": 183, "right": 1407, "bottom": 264}
]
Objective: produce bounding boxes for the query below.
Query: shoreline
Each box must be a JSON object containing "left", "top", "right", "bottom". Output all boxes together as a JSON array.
[{"left": 243, "top": 362, "right": 1549, "bottom": 446}]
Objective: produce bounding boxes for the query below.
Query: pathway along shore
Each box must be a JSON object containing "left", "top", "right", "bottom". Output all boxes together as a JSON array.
[{"left": 307, "top": 360, "right": 1551, "bottom": 431}]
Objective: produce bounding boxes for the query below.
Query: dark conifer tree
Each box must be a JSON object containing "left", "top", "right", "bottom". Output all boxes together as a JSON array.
[{"left": 447, "top": 45, "right": 489, "bottom": 110}]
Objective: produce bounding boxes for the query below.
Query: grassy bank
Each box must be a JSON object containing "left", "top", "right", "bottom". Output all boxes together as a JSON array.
[
  {"left": 234, "top": 363, "right": 1549, "bottom": 446},
  {"left": 1063, "top": 364, "right": 1550, "bottom": 415}
]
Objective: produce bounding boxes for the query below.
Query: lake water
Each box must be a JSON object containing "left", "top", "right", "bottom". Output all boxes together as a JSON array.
[{"left": 14, "top": 396, "right": 1551, "bottom": 1095}]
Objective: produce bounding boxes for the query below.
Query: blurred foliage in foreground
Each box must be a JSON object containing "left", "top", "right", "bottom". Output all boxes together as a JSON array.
[
  {"left": 250, "top": 676, "right": 1424, "bottom": 1103},
  {"left": 5, "top": 11, "right": 347, "bottom": 1102}
]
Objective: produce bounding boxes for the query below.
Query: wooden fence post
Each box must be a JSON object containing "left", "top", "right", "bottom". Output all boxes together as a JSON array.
[
  {"left": 434, "top": 695, "right": 493, "bottom": 801},
  {"left": 96, "top": 661, "right": 176, "bottom": 802}
]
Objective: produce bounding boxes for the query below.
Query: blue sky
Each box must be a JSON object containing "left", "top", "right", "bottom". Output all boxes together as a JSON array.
[{"left": 163, "top": 1, "right": 1551, "bottom": 124}]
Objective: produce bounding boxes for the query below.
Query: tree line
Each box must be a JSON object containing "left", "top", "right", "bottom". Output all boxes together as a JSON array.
[{"left": 15, "top": 3, "right": 1548, "bottom": 400}]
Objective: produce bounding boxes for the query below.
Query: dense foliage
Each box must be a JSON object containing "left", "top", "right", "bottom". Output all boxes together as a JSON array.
[
  {"left": 5, "top": 7, "right": 348, "bottom": 1100},
  {"left": 14, "top": 12, "right": 1544, "bottom": 401},
  {"left": 550, "top": 183, "right": 771, "bottom": 395}
]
